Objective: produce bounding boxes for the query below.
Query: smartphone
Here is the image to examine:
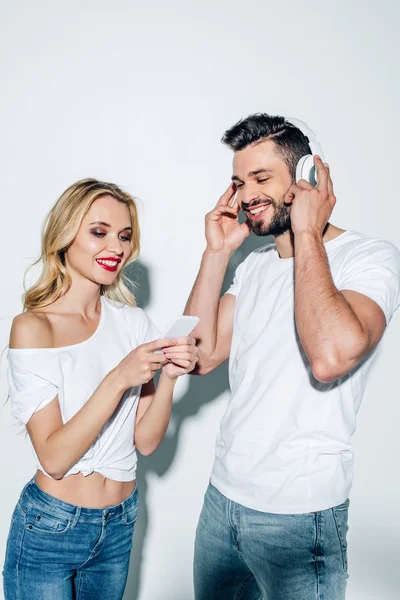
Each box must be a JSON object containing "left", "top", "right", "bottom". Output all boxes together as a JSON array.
[{"left": 153, "top": 315, "right": 200, "bottom": 353}]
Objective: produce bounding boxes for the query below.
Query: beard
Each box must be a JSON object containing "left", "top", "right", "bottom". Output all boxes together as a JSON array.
[{"left": 245, "top": 199, "right": 291, "bottom": 237}]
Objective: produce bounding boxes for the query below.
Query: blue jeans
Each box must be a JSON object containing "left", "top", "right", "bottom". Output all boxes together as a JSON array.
[
  {"left": 2, "top": 478, "right": 139, "bottom": 600},
  {"left": 194, "top": 483, "right": 349, "bottom": 600}
]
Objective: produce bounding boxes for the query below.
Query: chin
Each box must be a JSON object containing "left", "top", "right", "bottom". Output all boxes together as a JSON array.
[
  {"left": 85, "top": 270, "right": 120, "bottom": 287},
  {"left": 248, "top": 214, "right": 291, "bottom": 238},
  {"left": 248, "top": 218, "right": 273, "bottom": 237},
  {"left": 98, "top": 273, "right": 119, "bottom": 286}
]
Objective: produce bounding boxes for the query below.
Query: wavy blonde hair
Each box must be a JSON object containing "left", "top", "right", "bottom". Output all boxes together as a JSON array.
[{"left": 24, "top": 178, "right": 140, "bottom": 310}]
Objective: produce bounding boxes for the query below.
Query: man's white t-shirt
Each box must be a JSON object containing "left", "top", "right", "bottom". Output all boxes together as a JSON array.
[{"left": 210, "top": 230, "right": 400, "bottom": 514}]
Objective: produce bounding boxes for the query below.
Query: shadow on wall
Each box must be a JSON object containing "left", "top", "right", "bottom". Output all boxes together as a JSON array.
[
  {"left": 345, "top": 528, "right": 400, "bottom": 600},
  {"left": 123, "top": 233, "right": 269, "bottom": 600}
]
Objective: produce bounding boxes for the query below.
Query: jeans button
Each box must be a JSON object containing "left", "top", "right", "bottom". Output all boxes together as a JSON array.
[{"left": 36, "top": 515, "right": 41, "bottom": 520}]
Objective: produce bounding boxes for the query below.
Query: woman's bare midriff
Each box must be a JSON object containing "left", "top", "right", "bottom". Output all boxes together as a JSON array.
[{"left": 35, "top": 470, "right": 136, "bottom": 508}]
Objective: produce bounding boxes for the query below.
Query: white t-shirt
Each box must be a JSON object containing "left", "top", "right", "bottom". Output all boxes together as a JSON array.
[
  {"left": 7, "top": 297, "right": 160, "bottom": 482},
  {"left": 210, "top": 230, "right": 400, "bottom": 514}
]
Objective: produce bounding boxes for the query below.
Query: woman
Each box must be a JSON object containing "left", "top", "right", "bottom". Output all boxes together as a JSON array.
[{"left": 2, "top": 178, "right": 198, "bottom": 600}]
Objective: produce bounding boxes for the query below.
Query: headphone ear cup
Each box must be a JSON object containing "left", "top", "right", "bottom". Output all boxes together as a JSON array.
[{"left": 296, "top": 155, "right": 317, "bottom": 186}]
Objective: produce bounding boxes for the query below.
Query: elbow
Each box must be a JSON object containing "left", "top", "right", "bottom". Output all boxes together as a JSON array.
[
  {"left": 192, "top": 363, "right": 213, "bottom": 376},
  {"left": 311, "top": 338, "right": 370, "bottom": 383},
  {"left": 135, "top": 437, "right": 159, "bottom": 457},
  {"left": 192, "top": 354, "right": 219, "bottom": 376},
  {"left": 310, "top": 349, "right": 349, "bottom": 383},
  {"left": 137, "top": 444, "right": 157, "bottom": 457},
  {"left": 41, "top": 458, "right": 66, "bottom": 480},
  {"left": 138, "top": 446, "right": 155, "bottom": 457},
  {"left": 311, "top": 360, "right": 343, "bottom": 383},
  {"left": 311, "top": 355, "right": 355, "bottom": 383}
]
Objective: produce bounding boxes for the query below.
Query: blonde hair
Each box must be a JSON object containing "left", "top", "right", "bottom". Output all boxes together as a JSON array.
[{"left": 24, "top": 178, "right": 140, "bottom": 310}]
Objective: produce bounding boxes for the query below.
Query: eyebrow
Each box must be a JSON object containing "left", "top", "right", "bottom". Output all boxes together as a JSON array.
[
  {"left": 231, "top": 168, "right": 274, "bottom": 182},
  {"left": 89, "top": 221, "right": 132, "bottom": 231}
]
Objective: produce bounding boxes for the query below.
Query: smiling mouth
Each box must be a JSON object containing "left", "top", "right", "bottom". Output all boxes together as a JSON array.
[
  {"left": 244, "top": 203, "right": 271, "bottom": 220},
  {"left": 96, "top": 258, "right": 121, "bottom": 272}
]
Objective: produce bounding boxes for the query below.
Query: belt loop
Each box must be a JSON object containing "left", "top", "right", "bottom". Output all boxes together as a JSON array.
[{"left": 71, "top": 506, "right": 81, "bottom": 528}]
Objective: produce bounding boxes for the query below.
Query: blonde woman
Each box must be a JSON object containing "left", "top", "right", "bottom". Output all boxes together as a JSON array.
[{"left": 2, "top": 179, "right": 198, "bottom": 600}]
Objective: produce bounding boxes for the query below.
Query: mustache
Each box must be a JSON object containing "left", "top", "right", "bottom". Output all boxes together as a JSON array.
[{"left": 241, "top": 198, "right": 276, "bottom": 211}]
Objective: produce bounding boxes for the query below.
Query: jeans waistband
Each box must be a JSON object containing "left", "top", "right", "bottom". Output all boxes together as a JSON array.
[{"left": 20, "top": 477, "right": 138, "bottom": 522}]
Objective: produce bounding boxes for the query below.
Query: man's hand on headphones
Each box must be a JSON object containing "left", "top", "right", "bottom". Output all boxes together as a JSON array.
[{"left": 284, "top": 156, "right": 336, "bottom": 236}]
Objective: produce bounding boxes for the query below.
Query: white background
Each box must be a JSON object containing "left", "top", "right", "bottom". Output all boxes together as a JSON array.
[{"left": 1, "top": 1, "right": 399, "bottom": 598}]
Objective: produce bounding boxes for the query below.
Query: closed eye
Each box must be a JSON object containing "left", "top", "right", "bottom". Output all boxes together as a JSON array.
[
  {"left": 257, "top": 178, "right": 270, "bottom": 184},
  {"left": 91, "top": 230, "right": 131, "bottom": 242}
]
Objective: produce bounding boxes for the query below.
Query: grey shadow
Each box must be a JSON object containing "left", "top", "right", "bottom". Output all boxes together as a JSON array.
[
  {"left": 124, "top": 260, "right": 152, "bottom": 309},
  {"left": 348, "top": 528, "right": 400, "bottom": 598},
  {"left": 123, "top": 235, "right": 271, "bottom": 600}
]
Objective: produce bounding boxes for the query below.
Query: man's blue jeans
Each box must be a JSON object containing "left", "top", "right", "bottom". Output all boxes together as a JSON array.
[{"left": 194, "top": 483, "right": 349, "bottom": 600}]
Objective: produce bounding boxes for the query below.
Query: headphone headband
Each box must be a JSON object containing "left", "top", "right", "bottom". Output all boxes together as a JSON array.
[{"left": 284, "top": 117, "right": 324, "bottom": 160}]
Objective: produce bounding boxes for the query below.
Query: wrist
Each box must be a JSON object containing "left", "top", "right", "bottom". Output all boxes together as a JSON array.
[
  {"left": 160, "top": 368, "right": 179, "bottom": 383},
  {"left": 294, "top": 229, "right": 323, "bottom": 244},
  {"left": 107, "top": 366, "right": 129, "bottom": 395},
  {"left": 203, "top": 245, "right": 233, "bottom": 261}
]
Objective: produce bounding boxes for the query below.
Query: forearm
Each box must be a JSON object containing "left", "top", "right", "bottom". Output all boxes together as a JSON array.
[
  {"left": 134, "top": 371, "right": 176, "bottom": 455},
  {"left": 43, "top": 369, "right": 126, "bottom": 479},
  {"left": 184, "top": 247, "right": 231, "bottom": 358},
  {"left": 294, "top": 231, "right": 367, "bottom": 381}
]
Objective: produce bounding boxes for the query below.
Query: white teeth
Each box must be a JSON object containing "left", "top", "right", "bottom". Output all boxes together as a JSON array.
[
  {"left": 97, "top": 259, "right": 119, "bottom": 266},
  {"left": 250, "top": 205, "right": 268, "bottom": 215}
]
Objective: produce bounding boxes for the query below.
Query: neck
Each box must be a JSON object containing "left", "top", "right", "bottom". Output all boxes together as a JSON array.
[
  {"left": 274, "top": 223, "right": 345, "bottom": 259},
  {"left": 52, "top": 272, "right": 103, "bottom": 318}
]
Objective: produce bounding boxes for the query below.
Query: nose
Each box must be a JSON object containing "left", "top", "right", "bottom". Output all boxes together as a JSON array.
[
  {"left": 106, "top": 235, "right": 124, "bottom": 256},
  {"left": 240, "top": 185, "right": 260, "bottom": 207}
]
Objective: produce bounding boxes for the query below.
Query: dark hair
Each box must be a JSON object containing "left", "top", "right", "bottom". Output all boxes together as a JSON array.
[{"left": 221, "top": 113, "right": 312, "bottom": 180}]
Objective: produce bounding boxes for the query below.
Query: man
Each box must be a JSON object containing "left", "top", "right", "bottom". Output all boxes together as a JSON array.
[{"left": 185, "top": 113, "right": 400, "bottom": 600}]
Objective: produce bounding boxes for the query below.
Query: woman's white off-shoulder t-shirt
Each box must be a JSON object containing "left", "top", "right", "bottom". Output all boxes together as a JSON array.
[{"left": 7, "top": 297, "right": 160, "bottom": 482}]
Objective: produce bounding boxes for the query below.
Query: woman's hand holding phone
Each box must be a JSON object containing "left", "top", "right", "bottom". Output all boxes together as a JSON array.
[
  {"left": 116, "top": 339, "right": 174, "bottom": 389},
  {"left": 161, "top": 336, "right": 198, "bottom": 379}
]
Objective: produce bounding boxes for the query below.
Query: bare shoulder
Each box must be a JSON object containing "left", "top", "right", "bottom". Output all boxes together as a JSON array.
[{"left": 10, "top": 311, "right": 53, "bottom": 349}]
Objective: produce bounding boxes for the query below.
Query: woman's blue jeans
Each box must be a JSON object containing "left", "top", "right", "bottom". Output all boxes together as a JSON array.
[{"left": 2, "top": 478, "right": 139, "bottom": 600}]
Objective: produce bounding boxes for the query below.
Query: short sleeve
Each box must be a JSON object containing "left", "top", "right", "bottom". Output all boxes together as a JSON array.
[
  {"left": 225, "top": 259, "right": 247, "bottom": 297},
  {"left": 338, "top": 240, "right": 400, "bottom": 324},
  {"left": 138, "top": 309, "right": 161, "bottom": 344},
  {"left": 7, "top": 350, "right": 60, "bottom": 425}
]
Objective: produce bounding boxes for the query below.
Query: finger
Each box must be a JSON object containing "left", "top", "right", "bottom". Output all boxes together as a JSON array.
[
  {"left": 325, "top": 164, "right": 334, "bottom": 198},
  {"left": 216, "top": 183, "right": 237, "bottom": 207},
  {"left": 207, "top": 205, "right": 238, "bottom": 221},
  {"left": 164, "top": 353, "right": 196, "bottom": 363},
  {"left": 164, "top": 348, "right": 198, "bottom": 357},
  {"left": 314, "top": 155, "right": 328, "bottom": 191},
  {"left": 149, "top": 354, "right": 169, "bottom": 364},
  {"left": 145, "top": 337, "right": 179, "bottom": 353},
  {"left": 240, "top": 220, "right": 251, "bottom": 237},
  {"left": 296, "top": 179, "right": 314, "bottom": 190},
  {"left": 283, "top": 184, "right": 300, "bottom": 205},
  {"left": 164, "top": 337, "right": 195, "bottom": 348},
  {"left": 167, "top": 359, "right": 193, "bottom": 369}
]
